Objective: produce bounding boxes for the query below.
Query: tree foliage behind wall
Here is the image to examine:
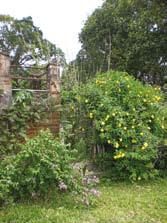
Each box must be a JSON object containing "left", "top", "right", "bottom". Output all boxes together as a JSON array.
[
  {"left": 76, "top": 0, "right": 167, "bottom": 85},
  {"left": 0, "top": 15, "right": 66, "bottom": 66}
]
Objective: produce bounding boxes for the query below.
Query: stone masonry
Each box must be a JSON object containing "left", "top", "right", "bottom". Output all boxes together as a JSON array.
[{"left": 0, "top": 52, "right": 12, "bottom": 109}]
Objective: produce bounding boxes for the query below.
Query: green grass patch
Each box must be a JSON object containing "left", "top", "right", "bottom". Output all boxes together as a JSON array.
[{"left": 1, "top": 178, "right": 167, "bottom": 223}]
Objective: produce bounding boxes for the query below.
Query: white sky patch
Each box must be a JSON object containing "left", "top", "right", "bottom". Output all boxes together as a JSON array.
[{"left": 0, "top": 0, "right": 103, "bottom": 62}]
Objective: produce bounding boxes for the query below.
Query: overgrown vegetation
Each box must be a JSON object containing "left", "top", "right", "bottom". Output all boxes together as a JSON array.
[
  {"left": 0, "top": 91, "right": 54, "bottom": 156},
  {"left": 0, "top": 129, "right": 100, "bottom": 206},
  {"left": 62, "top": 70, "right": 167, "bottom": 180},
  {"left": 0, "top": 15, "right": 65, "bottom": 66},
  {"left": 0, "top": 130, "right": 77, "bottom": 204},
  {"left": 1, "top": 1, "right": 167, "bottom": 221},
  {"left": 75, "top": 0, "right": 167, "bottom": 85}
]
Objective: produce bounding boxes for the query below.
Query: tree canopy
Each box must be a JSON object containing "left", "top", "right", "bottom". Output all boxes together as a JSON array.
[
  {"left": 0, "top": 15, "right": 65, "bottom": 66},
  {"left": 76, "top": 0, "right": 167, "bottom": 85}
]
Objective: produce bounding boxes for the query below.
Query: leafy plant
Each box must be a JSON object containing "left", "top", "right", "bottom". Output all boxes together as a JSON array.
[
  {"left": 62, "top": 70, "right": 167, "bottom": 180},
  {"left": 0, "top": 15, "right": 65, "bottom": 66},
  {"left": 0, "top": 130, "right": 76, "bottom": 203},
  {"left": 0, "top": 91, "right": 56, "bottom": 156},
  {"left": 0, "top": 130, "right": 101, "bottom": 206}
]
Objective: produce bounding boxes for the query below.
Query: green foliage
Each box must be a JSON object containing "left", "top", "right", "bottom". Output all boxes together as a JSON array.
[
  {"left": 0, "top": 130, "right": 76, "bottom": 204},
  {"left": 0, "top": 91, "right": 54, "bottom": 156},
  {"left": 0, "top": 130, "right": 100, "bottom": 206},
  {"left": 0, "top": 15, "right": 65, "bottom": 66},
  {"left": 76, "top": 0, "right": 167, "bottom": 85},
  {"left": 62, "top": 70, "right": 167, "bottom": 180}
]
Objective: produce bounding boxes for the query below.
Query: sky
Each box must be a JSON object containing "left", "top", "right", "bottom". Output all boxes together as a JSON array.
[{"left": 1, "top": 0, "right": 104, "bottom": 62}]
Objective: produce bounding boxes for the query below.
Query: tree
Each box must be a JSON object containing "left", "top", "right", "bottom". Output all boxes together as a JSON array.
[
  {"left": 0, "top": 15, "right": 66, "bottom": 66},
  {"left": 76, "top": 0, "right": 167, "bottom": 85}
]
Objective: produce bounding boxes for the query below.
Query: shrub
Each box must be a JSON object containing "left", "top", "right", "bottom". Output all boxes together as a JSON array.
[
  {"left": 0, "top": 91, "right": 41, "bottom": 156},
  {"left": 0, "top": 130, "right": 76, "bottom": 203},
  {"left": 62, "top": 71, "right": 167, "bottom": 180},
  {"left": 0, "top": 91, "right": 56, "bottom": 157}
]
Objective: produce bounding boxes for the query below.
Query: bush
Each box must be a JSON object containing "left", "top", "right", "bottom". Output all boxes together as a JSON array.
[
  {"left": 0, "top": 91, "right": 42, "bottom": 156},
  {"left": 0, "top": 91, "right": 56, "bottom": 157},
  {"left": 62, "top": 71, "right": 167, "bottom": 180},
  {"left": 0, "top": 130, "right": 76, "bottom": 204}
]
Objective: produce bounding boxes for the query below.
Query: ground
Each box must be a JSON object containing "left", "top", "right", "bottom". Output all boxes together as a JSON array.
[{"left": 1, "top": 178, "right": 167, "bottom": 223}]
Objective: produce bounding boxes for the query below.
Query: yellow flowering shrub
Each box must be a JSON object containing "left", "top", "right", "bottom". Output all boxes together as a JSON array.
[{"left": 62, "top": 71, "right": 167, "bottom": 180}]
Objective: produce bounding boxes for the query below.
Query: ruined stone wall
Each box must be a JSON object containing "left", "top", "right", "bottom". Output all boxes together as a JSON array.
[
  {"left": 0, "top": 52, "right": 61, "bottom": 136},
  {"left": 27, "top": 63, "right": 61, "bottom": 137},
  {"left": 0, "top": 53, "right": 12, "bottom": 109}
]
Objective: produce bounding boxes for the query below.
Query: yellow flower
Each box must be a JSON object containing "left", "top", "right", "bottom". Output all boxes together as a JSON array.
[
  {"left": 127, "top": 85, "right": 130, "bottom": 88},
  {"left": 143, "top": 99, "right": 147, "bottom": 102},
  {"left": 124, "top": 127, "right": 127, "bottom": 130},
  {"left": 89, "top": 113, "right": 93, "bottom": 119},
  {"left": 85, "top": 99, "right": 88, "bottom": 103},
  {"left": 132, "top": 108, "right": 135, "bottom": 111},
  {"left": 118, "top": 123, "right": 122, "bottom": 128},
  {"left": 132, "top": 126, "right": 135, "bottom": 129},
  {"left": 114, "top": 151, "right": 125, "bottom": 159},
  {"left": 108, "top": 140, "right": 111, "bottom": 144},
  {"left": 151, "top": 115, "right": 154, "bottom": 119},
  {"left": 115, "top": 142, "right": 119, "bottom": 148},
  {"left": 100, "top": 128, "right": 104, "bottom": 132},
  {"left": 105, "top": 115, "right": 110, "bottom": 121},
  {"left": 119, "top": 138, "right": 123, "bottom": 142},
  {"left": 101, "top": 121, "right": 105, "bottom": 126},
  {"left": 141, "top": 142, "right": 149, "bottom": 150},
  {"left": 155, "top": 96, "right": 161, "bottom": 101},
  {"left": 132, "top": 139, "right": 137, "bottom": 144},
  {"left": 144, "top": 142, "right": 148, "bottom": 148},
  {"left": 112, "top": 113, "right": 116, "bottom": 117},
  {"left": 161, "top": 125, "right": 165, "bottom": 129},
  {"left": 140, "top": 132, "right": 144, "bottom": 136},
  {"left": 121, "top": 152, "right": 125, "bottom": 158},
  {"left": 114, "top": 155, "right": 117, "bottom": 159},
  {"left": 147, "top": 126, "right": 151, "bottom": 130}
]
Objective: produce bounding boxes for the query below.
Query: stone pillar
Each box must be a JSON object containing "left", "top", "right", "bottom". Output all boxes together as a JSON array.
[
  {"left": 0, "top": 52, "right": 12, "bottom": 109},
  {"left": 47, "top": 63, "right": 61, "bottom": 134},
  {"left": 47, "top": 63, "right": 60, "bottom": 102}
]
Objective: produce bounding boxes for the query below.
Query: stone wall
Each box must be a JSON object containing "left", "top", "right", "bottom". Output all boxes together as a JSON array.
[
  {"left": 0, "top": 52, "right": 12, "bottom": 109},
  {"left": 27, "top": 112, "right": 60, "bottom": 137},
  {"left": 27, "top": 63, "right": 61, "bottom": 137},
  {"left": 0, "top": 52, "right": 61, "bottom": 136}
]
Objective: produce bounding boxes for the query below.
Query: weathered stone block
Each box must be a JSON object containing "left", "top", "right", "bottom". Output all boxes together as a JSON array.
[{"left": 0, "top": 52, "right": 12, "bottom": 109}]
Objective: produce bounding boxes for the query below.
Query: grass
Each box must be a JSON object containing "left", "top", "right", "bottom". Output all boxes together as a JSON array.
[{"left": 0, "top": 178, "right": 167, "bottom": 223}]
